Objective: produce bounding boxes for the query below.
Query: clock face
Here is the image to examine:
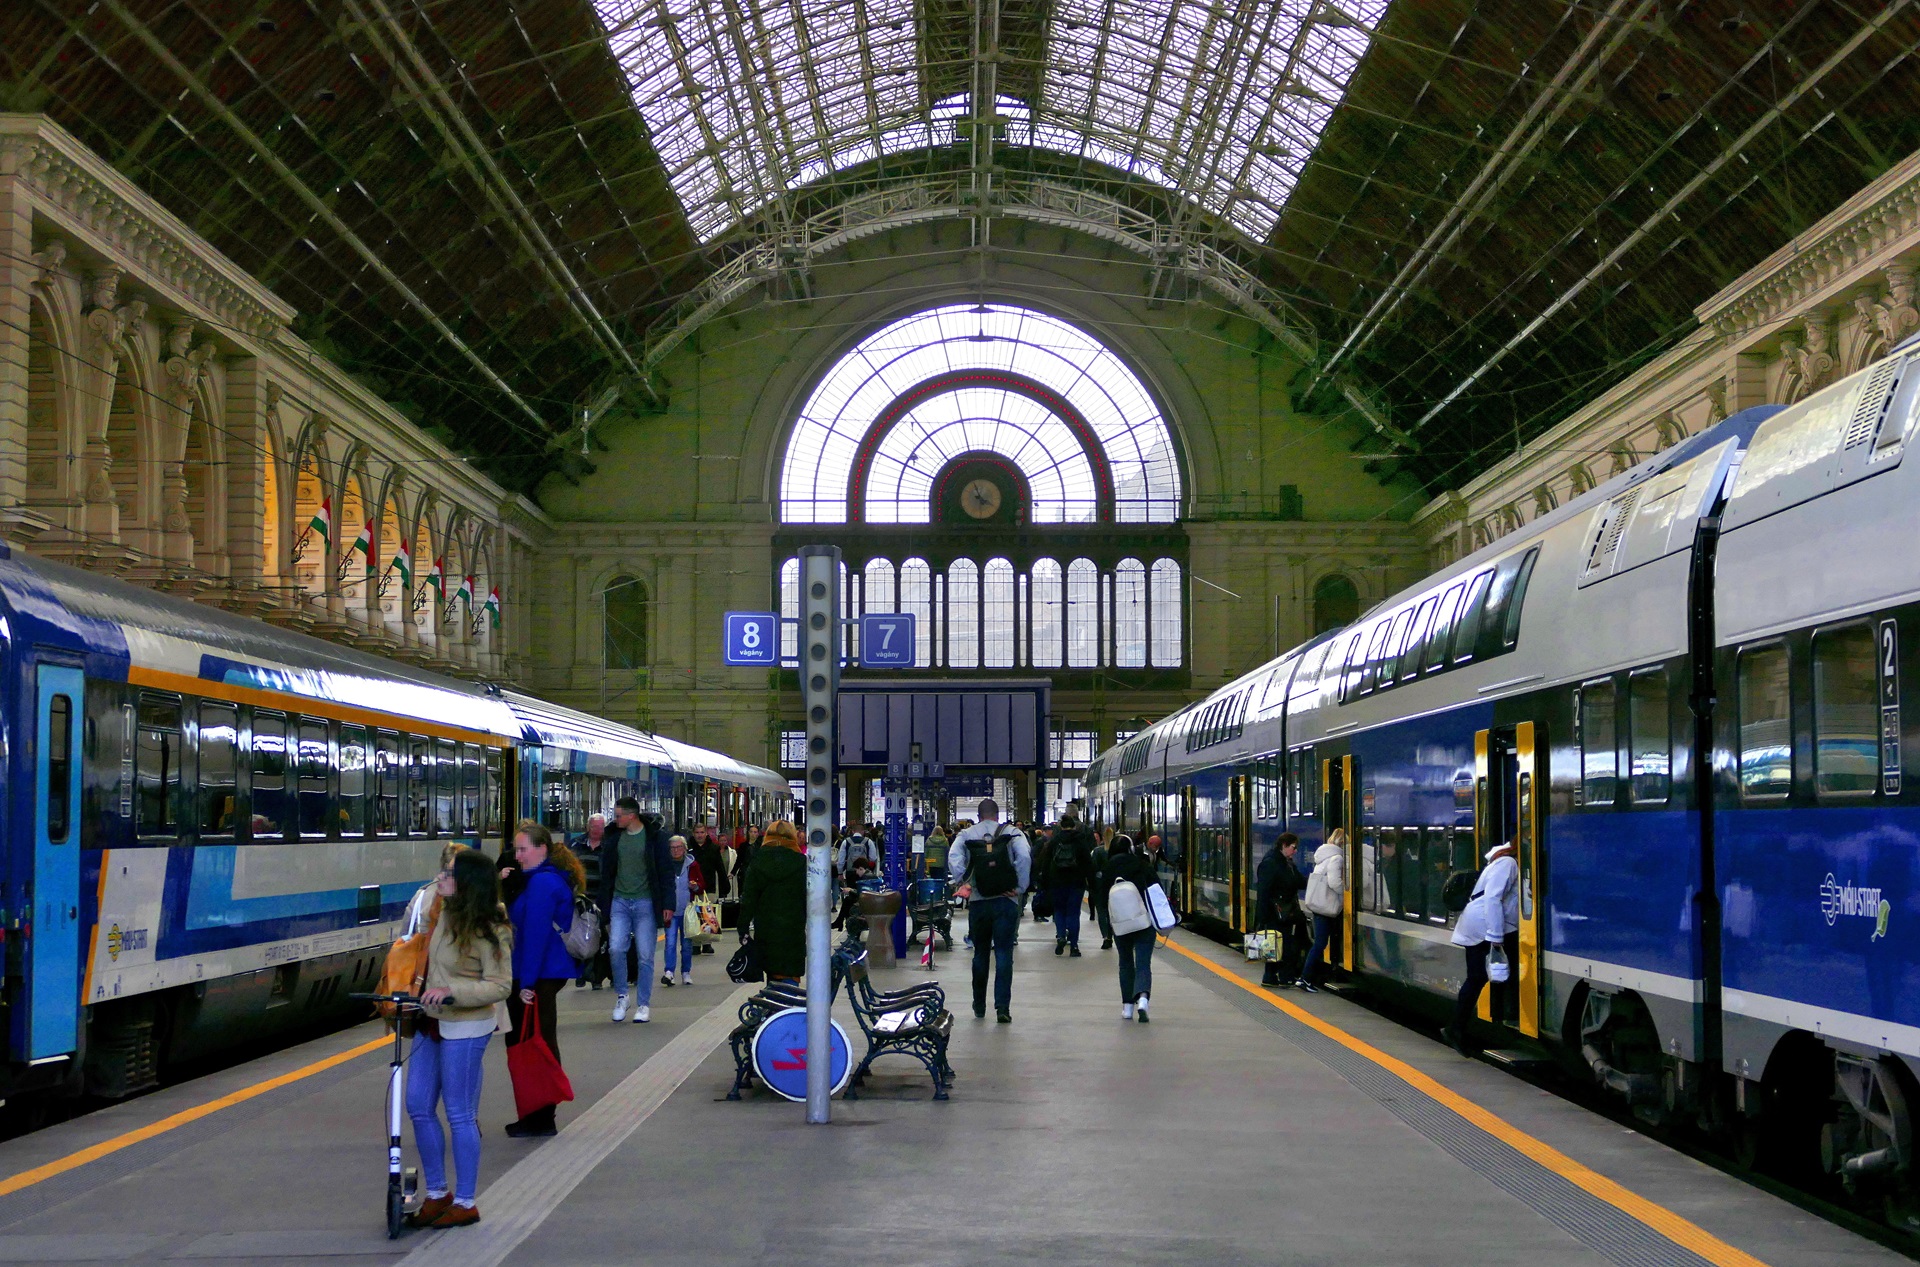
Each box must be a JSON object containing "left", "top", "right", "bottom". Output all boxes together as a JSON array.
[{"left": 960, "top": 478, "right": 1003, "bottom": 519}]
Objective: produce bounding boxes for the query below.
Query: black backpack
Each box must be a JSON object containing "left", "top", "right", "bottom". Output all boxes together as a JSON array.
[
  {"left": 966, "top": 831, "right": 1021, "bottom": 898},
  {"left": 1051, "top": 830, "right": 1086, "bottom": 884},
  {"left": 1441, "top": 868, "right": 1481, "bottom": 914}
]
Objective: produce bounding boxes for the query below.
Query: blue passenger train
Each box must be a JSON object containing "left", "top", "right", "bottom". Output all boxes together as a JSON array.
[
  {"left": 1089, "top": 337, "right": 1920, "bottom": 1206},
  {"left": 0, "top": 548, "right": 786, "bottom": 1106}
]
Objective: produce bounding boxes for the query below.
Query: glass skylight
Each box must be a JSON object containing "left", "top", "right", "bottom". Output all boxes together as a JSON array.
[
  {"left": 595, "top": 1, "right": 1388, "bottom": 242},
  {"left": 781, "top": 304, "right": 1181, "bottom": 523}
]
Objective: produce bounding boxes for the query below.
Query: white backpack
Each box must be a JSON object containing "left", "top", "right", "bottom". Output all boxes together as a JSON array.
[{"left": 1107, "top": 879, "right": 1151, "bottom": 936}]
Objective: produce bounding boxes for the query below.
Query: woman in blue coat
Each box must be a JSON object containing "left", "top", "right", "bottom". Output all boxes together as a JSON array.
[{"left": 504, "top": 821, "right": 580, "bottom": 1137}]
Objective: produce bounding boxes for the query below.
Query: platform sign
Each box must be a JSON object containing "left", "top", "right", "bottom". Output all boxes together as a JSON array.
[
  {"left": 859, "top": 612, "right": 916, "bottom": 667},
  {"left": 751, "top": 1006, "right": 853, "bottom": 1101},
  {"left": 722, "top": 612, "right": 779, "bottom": 666}
]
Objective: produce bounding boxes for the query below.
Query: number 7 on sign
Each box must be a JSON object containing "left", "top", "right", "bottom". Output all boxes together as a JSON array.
[{"left": 858, "top": 612, "right": 915, "bottom": 667}]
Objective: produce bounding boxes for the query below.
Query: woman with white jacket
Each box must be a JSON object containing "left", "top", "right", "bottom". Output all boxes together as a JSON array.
[
  {"left": 1297, "top": 829, "right": 1348, "bottom": 993},
  {"left": 1442, "top": 841, "right": 1520, "bottom": 1056}
]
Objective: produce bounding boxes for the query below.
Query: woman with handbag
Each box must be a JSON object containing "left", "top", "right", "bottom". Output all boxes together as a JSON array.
[
  {"left": 1297, "top": 828, "right": 1349, "bottom": 994},
  {"left": 504, "top": 821, "right": 577, "bottom": 1138},
  {"left": 659, "top": 835, "right": 706, "bottom": 988},
  {"left": 1102, "top": 835, "right": 1161, "bottom": 1022},
  {"left": 1443, "top": 841, "right": 1519, "bottom": 1056},
  {"left": 406, "top": 848, "right": 512, "bottom": 1229},
  {"left": 740, "top": 819, "right": 807, "bottom": 984}
]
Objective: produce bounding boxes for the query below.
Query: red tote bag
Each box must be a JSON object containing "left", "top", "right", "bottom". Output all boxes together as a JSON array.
[{"left": 506, "top": 1004, "right": 574, "bottom": 1120}]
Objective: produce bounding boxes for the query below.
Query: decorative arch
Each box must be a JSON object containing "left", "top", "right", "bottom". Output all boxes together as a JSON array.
[
  {"left": 780, "top": 303, "right": 1182, "bottom": 524},
  {"left": 25, "top": 281, "right": 81, "bottom": 527},
  {"left": 603, "top": 574, "right": 649, "bottom": 670},
  {"left": 1312, "top": 572, "right": 1361, "bottom": 635}
]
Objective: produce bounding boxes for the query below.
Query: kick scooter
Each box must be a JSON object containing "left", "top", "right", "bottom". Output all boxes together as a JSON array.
[{"left": 350, "top": 992, "right": 419, "bottom": 1238}]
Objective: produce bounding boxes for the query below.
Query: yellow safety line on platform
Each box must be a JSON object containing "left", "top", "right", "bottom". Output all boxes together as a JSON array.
[
  {"left": 1164, "top": 937, "right": 1772, "bottom": 1267},
  {"left": 0, "top": 1033, "right": 388, "bottom": 1198}
]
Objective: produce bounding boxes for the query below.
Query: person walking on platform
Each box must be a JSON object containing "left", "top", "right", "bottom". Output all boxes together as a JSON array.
[
  {"left": 921, "top": 822, "right": 948, "bottom": 878},
  {"left": 741, "top": 820, "right": 808, "bottom": 984},
  {"left": 504, "top": 822, "right": 576, "bottom": 1137},
  {"left": 1298, "top": 828, "right": 1348, "bottom": 994},
  {"left": 407, "top": 847, "right": 512, "bottom": 1228},
  {"left": 601, "top": 796, "right": 672, "bottom": 1024},
  {"left": 691, "top": 824, "right": 726, "bottom": 956},
  {"left": 836, "top": 823, "right": 878, "bottom": 877},
  {"left": 659, "top": 835, "right": 705, "bottom": 988},
  {"left": 1087, "top": 829, "right": 1115, "bottom": 950},
  {"left": 1103, "top": 834, "right": 1160, "bottom": 1022},
  {"left": 1254, "top": 834, "right": 1305, "bottom": 988},
  {"left": 947, "top": 798, "right": 1030, "bottom": 1023},
  {"left": 570, "top": 815, "right": 610, "bottom": 990},
  {"left": 1443, "top": 840, "right": 1520, "bottom": 1056},
  {"left": 1048, "top": 814, "right": 1093, "bottom": 957}
]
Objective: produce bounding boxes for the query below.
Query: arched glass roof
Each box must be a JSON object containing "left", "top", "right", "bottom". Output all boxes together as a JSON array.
[
  {"left": 781, "top": 304, "right": 1180, "bottom": 524},
  {"left": 594, "top": 1, "right": 1389, "bottom": 242}
]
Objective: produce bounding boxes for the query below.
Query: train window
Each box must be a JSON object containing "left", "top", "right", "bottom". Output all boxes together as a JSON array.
[
  {"left": 338, "top": 726, "right": 368, "bottom": 837},
  {"left": 1424, "top": 828, "right": 1453, "bottom": 925},
  {"left": 1579, "top": 680, "right": 1618, "bottom": 806},
  {"left": 82, "top": 682, "right": 127, "bottom": 848},
  {"left": 1339, "top": 632, "right": 1366, "bottom": 702},
  {"left": 1426, "top": 583, "right": 1466, "bottom": 673},
  {"left": 374, "top": 733, "right": 401, "bottom": 836},
  {"left": 1358, "top": 622, "right": 1391, "bottom": 696},
  {"left": 47, "top": 694, "right": 73, "bottom": 844},
  {"left": 405, "top": 736, "right": 431, "bottom": 834},
  {"left": 250, "top": 710, "right": 289, "bottom": 839},
  {"left": 296, "top": 719, "right": 331, "bottom": 838},
  {"left": 198, "top": 702, "right": 238, "bottom": 838},
  {"left": 1379, "top": 609, "right": 1415, "bottom": 688},
  {"left": 543, "top": 768, "right": 571, "bottom": 832},
  {"left": 1364, "top": 827, "right": 1386, "bottom": 912},
  {"left": 1814, "top": 625, "right": 1879, "bottom": 798},
  {"left": 1449, "top": 570, "right": 1495, "bottom": 666},
  {"left": 460, "top": 744, "right": 483, "bottom": 833},
  {"left": 1737, "top": 645, "right": 1793, "bottom": 800},
  {"left": 135, "top": 692, "right": 181, "bottom": 838},
  {"left": 483, "top": 748, "right": 505, "bottom": 837},
  {"left": 1254, "top": 754, "right": 1281, "bottom": 820},
  {"left": 1397, "top": 828, "right": 1424, "bottom": 922},
  {"left": 1627, "top": 670, "right": 1670, "bottom": 804},
  {"left": 1401, "top": 597, "right": 1438, "bottom": 681},
  {"left": 433, "top": 738, "right": 457, "bottom": 834},
  {"left": 1500, "top": 549, "right": 1540, "bottom": 650}
]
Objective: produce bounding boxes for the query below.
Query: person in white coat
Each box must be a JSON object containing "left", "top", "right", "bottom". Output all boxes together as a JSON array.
[
  {"left": 1442, "top": 841, "right": 1520, "bottom": 1055},
  {"left": 1297, "top": 829, "right": 1349, "bottom": 993}
]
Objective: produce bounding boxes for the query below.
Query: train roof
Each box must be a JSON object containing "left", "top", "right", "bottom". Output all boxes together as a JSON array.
[
  {"left": 650, "top": 734, "right": 789, "bottom": 794},
  {"left": 501, "top": 689, "right": 674, "bottom": 767}
]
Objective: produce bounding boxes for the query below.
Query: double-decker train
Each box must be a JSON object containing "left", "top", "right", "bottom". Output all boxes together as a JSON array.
[
  {"left": 1090, "top": 336, "right": 1920, "bottom": 1207},
  {"left": 0, "top": 548, "right": 786, "bottom": 1107}
]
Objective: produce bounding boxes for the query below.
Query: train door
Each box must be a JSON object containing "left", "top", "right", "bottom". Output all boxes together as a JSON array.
[
  {"left": 1474, "top": 723, "right": 1543, "bottom": 1037},
  {"left": 1229, "top": 775, "right": 1250, "bottom": 932},
  {"left": 29, "top": 664, "right": 83, "bottom": 1060},
  {"left": 1179, "top": 785, "right": 1196, "bottom": 912},
  {"left": 1322, "top": 754, "right": 1359, "bottom": 972}
]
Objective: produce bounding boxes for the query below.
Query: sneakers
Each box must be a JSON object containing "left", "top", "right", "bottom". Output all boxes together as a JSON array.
[
  {"left": 632, "top": 1004, "right": 651, "bottom": 1023},
  {"left": 612, "top": 995, "right": 628, "bottom": 1022},
  {"left": 660, "top": 974, "right": 676, "bottom": 988},
  {"left": 1069, "top": 946, "right": 1082, "bottom": 958},
  {"left": 1101, "top": 937, "right": 1113, "bottom": 950},
  {"left": 1135, "top": 995, "right": 1150, "bottom": 1023},
  {"left": 972, "top": 1001, "right": 986, "bottom": 1019},
  {"left": 996, "top": 1009, "right": 1012, "bottom": 1023},
  {"left": 1055, "top": 940, "right": 1066, "bottom": 956},
  {"left": 407, "top": 1194, "right": 452, "bottom": 1227},
  {"left": 679, "top": 971, "right": 691, "bottom": 986},
  {"left": 1121, "top": 1002, "right": 1135, "bottom": 1020},
  {"left": 1296, "top": 979, "right": 1321, "bottom": 994}
]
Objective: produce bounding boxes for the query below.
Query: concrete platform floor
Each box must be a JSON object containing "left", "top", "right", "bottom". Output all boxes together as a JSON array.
[{"left": 0, "top": 925, "right": 1904, "bottom": 1267}]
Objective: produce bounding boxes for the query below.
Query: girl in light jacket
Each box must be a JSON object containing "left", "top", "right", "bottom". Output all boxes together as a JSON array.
[
  {"left": 1444, "top": 841, "right": 1519, "bottom": 1055},
  {"left": 407, "top": 848, "right": 513, "bottom": 1229},
  {"left": 1298, "top": 829, "right": 1349, "bottom": 993}
]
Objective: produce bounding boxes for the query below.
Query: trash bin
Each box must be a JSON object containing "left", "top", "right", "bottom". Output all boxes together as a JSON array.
[{"left": 858, "top": 889, "right": 903, "bottom": 969}]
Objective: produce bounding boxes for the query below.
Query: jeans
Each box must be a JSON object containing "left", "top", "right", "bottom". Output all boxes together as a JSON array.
[
  {"left": 968, "top": 897, "right": 1021, "bottom": 1013},
  {"left": 661, "top": 909, "right": 695, "bottom": 975},
  {"left": 1116, "top": 928, "right": 1154, "bottom": 1002},
  {"left": 1050, "top": 884, "right": 1084, "bottom": 948},
  {"left": 1303, "top": 912, "right": 1339, "bottom": 985},
  {"left": 609, "top": 896, "right": 657, "bottom": 1004},
  {"left": 407, "top": 1033, "right": 490, "bottom": 1203},
  {"left": 1094, "top": 889, "right": 1114, "bottom": 942}
]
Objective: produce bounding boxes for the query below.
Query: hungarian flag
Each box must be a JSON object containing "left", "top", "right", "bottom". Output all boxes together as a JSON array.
[
  {"left": 455, "top": 573, "right": 474, "bottom": 606},
  {"left": 393, "top": 539, "right": 413, "bottom": 587},
  {"left": 308, "top": 496, "right": 331, "bottom": 544},
  {"left": 349, "top": 519, "right": 373, "bottom": 569},
  {"left": 483, "top": 586, "right": 501, "bottom": 627},
  {"left": 426, "top": 556, "right": 445, "bottom": 596}
]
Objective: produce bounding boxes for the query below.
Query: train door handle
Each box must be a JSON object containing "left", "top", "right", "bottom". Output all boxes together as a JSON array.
[{"left": 66, "top": 906, "right": 76, "bottom": 921}]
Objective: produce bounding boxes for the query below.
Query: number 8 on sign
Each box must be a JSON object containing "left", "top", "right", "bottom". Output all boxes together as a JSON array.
[{"left": 723, "top": 611, "right": 780, "bottom": 666}]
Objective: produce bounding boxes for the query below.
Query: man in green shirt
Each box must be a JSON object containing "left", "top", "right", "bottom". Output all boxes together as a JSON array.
[{"left": 601, "top": 797, "right": 665, "bottom": 1023}]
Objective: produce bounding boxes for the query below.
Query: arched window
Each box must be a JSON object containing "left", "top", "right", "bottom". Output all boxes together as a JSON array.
[
  {"left": 1066, "top": 559, "right": 1100, "bottom": 668},
  {"left": 1114, "top": 559, "right": 1147, "bottom": 668},
  {"left": 779, "top": 557, "right": 800, "bottom": 662},
  {"left": 900, "top": 558, "right": 933, "bottom": 667},
  {"left": 946, "top": 559, "right": 979, "bottom": 669},
  {"left": 1151, "top": 559, "right": 1183, "bottom": 667},
  {"left": 863, "top": 558, "right": 896, "bottom": 614},
  {"left": 604, "top": 576, "right": 649, "bottom": 669},
  {"left": 1313, "top": 573, "right": 1361, "bottom": 635},
  {"left": 983, "top": 558, "right": 1016, "bottom": 668},
  {"left": 1030, "top": 559, "right": 1063, "bottom": 669}
]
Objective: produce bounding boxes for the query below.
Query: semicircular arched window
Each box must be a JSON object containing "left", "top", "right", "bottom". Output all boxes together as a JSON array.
[{"left": 603, "top": 575, "right": 650, "bottom": 670}]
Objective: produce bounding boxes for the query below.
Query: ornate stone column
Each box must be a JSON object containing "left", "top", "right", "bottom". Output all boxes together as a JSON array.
[{"left": 0, "top": 151, "right": 47, "bottom": 542}]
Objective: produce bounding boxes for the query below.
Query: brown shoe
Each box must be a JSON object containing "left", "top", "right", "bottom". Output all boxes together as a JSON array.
[
  {"left": 430, "top": 1203, "right": 480, "bottom": 1228},
  {"left": 406, "top": 1195, "right": 452, "bottom": 1227}
]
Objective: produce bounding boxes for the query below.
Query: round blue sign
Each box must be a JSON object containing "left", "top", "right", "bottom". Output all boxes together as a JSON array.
[{"left": 750, "top": 1007, "right": 853, "bottom": 1101}]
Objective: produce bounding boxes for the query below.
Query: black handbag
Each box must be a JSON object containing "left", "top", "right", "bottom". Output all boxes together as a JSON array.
[
  {"left": 1031, "top": 889, "right": 1055, "bottom": 920},
  {"left": 727, "top": 937, "right": 764, "bottom": 984}
]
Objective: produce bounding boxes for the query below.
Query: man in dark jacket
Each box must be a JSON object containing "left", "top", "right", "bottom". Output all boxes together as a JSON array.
[
  {"left": 599, "top": 798, "right": 676, "bottom": 1022},
  {"left": 1047, "top": 816, "right": 1094, "bottom": 956},
  {"left": 690, "top": 824, "right": 727, "bottom": 954},
  {"left": 571, "top": 814, "right": 611, "bottom": 989},
  {"left": 1254, "top": 833, "right": 1306, "bottom": 987}
]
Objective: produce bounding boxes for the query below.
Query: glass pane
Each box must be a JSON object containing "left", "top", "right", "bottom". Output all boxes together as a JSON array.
[
  {"left": 338, "top": 725, "right": 367, "bottom": 837},
  {"left": 199, "top": 702, "right": 237, "bottom": 837},
  {"left": 1031, "top": 559, "right": 1064, "bottom": 668},
  {"left": 946, "top": 559, "right": 979, "bottom": 669},
  {"left": 983, "top": 558, "right": 1016, "bottom": 668},
  {"left": 1113, "top": 559, "right": 1146, "bottom": 668},
  {"left": 1067, "top": 559, "right": 1100, "bottom": 668},
  {"left": 297, "top": 719, "right": 330, "bottom": 837},
  {"left": 433, "top": 738, "right": 457, "bottom": 834},
  {"left": 1150, "top": 559, "right": 1182, "bottom": 667},
  {"left": 1580, "top": 682, "right": 1617, "bottom": 806},
  {"left": 1450, "top": 570, "right": 1494, "bottom": 665},
  {"left": 484, "top": 748, "right": 505, "bottom": 836},
  {"left": 1398, "top": 827, "right": 1425, "bottom": 921},
  {"left": 1401, "top": 597, "right": 1437, "bottom": 680},
  {"left": 136, "top": 693, "right": 180, "bottom": 837},
  {"left": 47, "top": 694, "right": 73, "bottom": 843},
  {"left": 1426, "top": 584, "right": 1465, "bottom": 672},
  {"left": 1815, "top": 626, "right": 1878, "bottom": 797},
  {"left": 1628, "top": 671, "right": 1670, "bottom": 804},
  {"left": 251, "top": 711, "right": 288, "bottom": 839},
  {"left": 779, "top": 557, "right": 800, "bottom": 663},
  {"left": 900, "top": 558, "right": 933, "bottom": 667},
  {"left": 374, "top": 732, "right": 400, "bottom": 836},
  {"left": 461, "top": 744, "right": 483, "bottom": 832},
  {"left": 406, "top": 736, "right": 431, "bottom": 834},
  {"left": 1738, "top": 646, "right": 1793, "bottom": 799}
]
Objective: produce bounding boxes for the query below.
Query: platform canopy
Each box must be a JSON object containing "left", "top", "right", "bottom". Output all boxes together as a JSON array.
[{"left": 9, "top": 1, "right": 1919, "bottom": 495}]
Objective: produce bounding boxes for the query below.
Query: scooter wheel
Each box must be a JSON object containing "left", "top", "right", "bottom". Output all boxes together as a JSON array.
[{"left": 386, "top": 1182, "right": 406, "bottom": 1239}]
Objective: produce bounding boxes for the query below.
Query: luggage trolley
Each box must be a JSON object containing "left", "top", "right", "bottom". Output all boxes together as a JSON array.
[{"left": 908, "top": 877, "right": 953, "bottom": 969}]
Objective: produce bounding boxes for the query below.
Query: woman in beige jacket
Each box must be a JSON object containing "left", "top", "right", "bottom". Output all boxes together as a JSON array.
[{"left": 407, "top": 848, "right": 513, "bottom": 1229}]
